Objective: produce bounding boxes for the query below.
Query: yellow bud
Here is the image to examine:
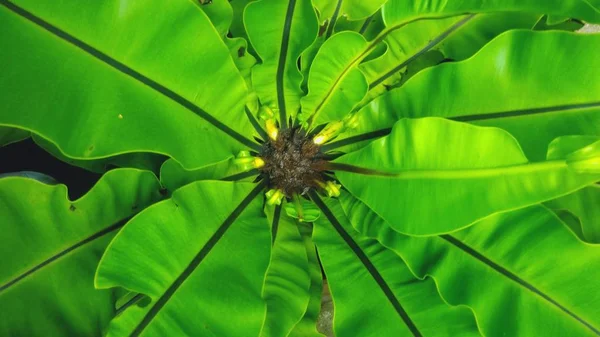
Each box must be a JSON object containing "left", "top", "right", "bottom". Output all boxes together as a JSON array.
[
  {"left": 266, "top": 189, "right": 285, "bottom": 205},
  {"left": 313, "top": 121, "right": 344, "bottom": 145},
  {"left": 234, "top": 151, "right": 265, "bottom": 170},
  {"left": 325, "top": 181, "right": 341, "bottom": 197},
  {"left": 266, "top": 119, "right": 278, "bottom": 140},
  {"left": 253, "top": 157, "right": 265, "bottom": 168}
]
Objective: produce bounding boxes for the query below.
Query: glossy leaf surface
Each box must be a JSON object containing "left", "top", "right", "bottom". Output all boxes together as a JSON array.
[
  {"left": 341, "top": 31, "right": 600, "bottom": 160},
  {"left": 0, "top": 0, "right": 257, "bottom": 169},
  {"left": 95, "top": 181, "right": 270, "bottom": 337},
  {"left": 0, "top": 169, "right": 162, "bottom": 336},
  {"left": 313, "top": 0, "right": 387, "bottom": 21},
  {"left": 547, "top": 186, "right": 600, "bottom": 244},
  {"left": 334, "top": 118, "right": 600, "bottom": 235},
  {"left": 261, "top": 206, "right": 311, "bottom": 337},
  {"left": 245, "top": 0, "right": 318, "bottom": 125},
  {"left": 289, "top": 222, "right": 325, "bottom": 337},
  {"left": 340, "top": 193, "right": 600, "bottom": 337},
  {"left": 301, "top": 31, "right": 368, "bottom": 126},
  {"left": 312, "top": 195, "right": 480, "bottom": 337},
  {"left": 382, "top": 0, "right": 600, "bottom": 25}
]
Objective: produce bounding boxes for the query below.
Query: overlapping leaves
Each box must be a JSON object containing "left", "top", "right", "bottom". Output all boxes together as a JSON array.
[{"left": 2, "top": 0, "right": 600, "bottom": 337}]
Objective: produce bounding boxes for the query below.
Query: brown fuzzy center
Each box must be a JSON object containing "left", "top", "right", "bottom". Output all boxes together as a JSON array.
[{"left": 259, "top": 128, "right": 326, "bottom": 196}]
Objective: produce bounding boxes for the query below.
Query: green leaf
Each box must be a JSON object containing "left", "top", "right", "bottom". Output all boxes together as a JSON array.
[
  {"left": 356, "top": 12, "right": 541, "bottom": 109},
  {"left": 195, "top": 0, "right": 233, "bottom": 37},
  {"left": 313, "top": 0, "right": 387, "bottom": 21},
  {"left": 341, "top": 194, "right": 600, "bottom": 337},
  {"left": 0, "top": 126, "right": 28, "bottom": 147},
  {"left": 566, "top": 140, "right": 600, "bottom": 174},
  {"left": 197, "top": 0, "right": 257, "bottom": 92},
  {"left": 547, "top": 186, "right": 600, "bottom": 243},
  {"left": 382, "top": 0, "right": 600, "bottom": 25},
  {"left": 336, "top": 31, "right": 600, "bottom": 160},
  {"left": 245, "top": 0, "right": 318, "bottom": 127},
  {"left": 311, "top": 193, "right": 481, "bottom": 337},
  {"left": 360, "top": 16, "right": 474, "bottom": 91},
  {"left": 159, "top": 158, "right": 257, "bottom": 193},
  {"left": 546, "top": 135, "right": 600, "bottom": 160},
  {"left": 289, "top": 222, "right": 325, "bottom": 337},
  {"left": 301, "top": 31, "right": 369, "bottom": 126},
  {"left": 0, "top": 170, "right": 57, "bottom": 184},
  {"left": 0, "top": 0, "right": 258, "bottom": 170},
  {"left": 533, "top": 15, "right": 584, "bottom": 31},
  {"left": 260, "top": 205, "right": 311, "bottom": 337},
  {"left": 333, "top": 118, "right": 600, "bottom": 235},
  {"left": 95, "top": 181, "right": 270, "bottom": 337},
  {"left": 552, "top": 209, "right": 586, "bottom": 240},
  {"left": 33, "top": 135, "right": 166, "bottom": 174},
  {"left": 436, "top": 12, "right": 541, "bottom": 61},
  {"left": 0, "top": 169, "right": 162, "bottom": 336}
]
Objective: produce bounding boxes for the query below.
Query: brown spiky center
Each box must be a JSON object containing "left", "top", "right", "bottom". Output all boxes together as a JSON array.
[{"left": 259, "top": 128, "right": 326, "bottom": 196}]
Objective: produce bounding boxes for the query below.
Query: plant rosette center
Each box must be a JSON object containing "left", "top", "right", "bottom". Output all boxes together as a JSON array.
[{"left": 259, "top": 127, "right": 327, "bottom": 197}]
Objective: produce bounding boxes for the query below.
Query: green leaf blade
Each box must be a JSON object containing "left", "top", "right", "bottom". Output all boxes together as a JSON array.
[
  {"left": 311, "top": 194, "right": 481, "bottom": 337},
  {"left": 245, "top": 0, "right": 318, "bottom": 126},
  {"left": 334, "top": 118, "right": 600, "bottom": 235},
  {"left": 0, "top": 169, "right": 162, "bottom": 336},
  {"left": 342, "top": 31, "right": 600, "bottom": 160},
  {"left": 301, "top": 31, "right": 369, "bottom": 126},
  {"left": 261, "top": 208, "right": 312, "bottom": 337},
  {"left": 382, "top": 0, "right": 600, "bottom": 25},
  {"left": 0, "top": 0, "right": 256, "bottom": 169},
  {"left": 96, "top": 181, "right": 271, "bottom": 337},
  {"left": 340, "top": 194, "right": 600, "bottom": 337}
]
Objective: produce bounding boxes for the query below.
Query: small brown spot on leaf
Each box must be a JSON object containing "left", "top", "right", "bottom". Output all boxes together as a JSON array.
[
  {"left": 69, "top": 204, "right": 76, "bottom": 211},
  {"left": 237, "top": 47, "right": 245, "bottom": 57}
]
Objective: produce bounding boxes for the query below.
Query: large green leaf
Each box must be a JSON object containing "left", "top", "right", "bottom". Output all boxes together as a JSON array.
[
  {"left": 159, "top": 157, "right": 257, "bottom": 193},
  {"left": 0, "top": 169, "right": 162, "bottom": 336},
  {"left": 0, "top": 126, "right": 28, "bottom": 147},
  {"left": 197, "top": 0, "right": 257, "bottom": 92},
  {"left": 359, "top": 16, "right": 473, "bottom": 91},
  {"left": 310, "top": 193, "right": 481, "bottom": 337},
  {"left": 437, "top": 12, "right": 540, "bottom": 61},
  {"left": 340, "top": 194, "right": 600, "bottom": 337},
  {"left": 333, "top": 118, "right": 600, "bottom": 235},
  {"left": 546, "top": 185, "right": 600, "bottom": 244},
  {"left": 33, "top": 135, "right": 166, "bottom": 174},
  {"left": 0, "top": 0, "right": 258, "bottom": 170},
  {"left": 95, "top": 181, "right": 270, "bottom": 336},
  {"left": 245, "top": 0, "right": 318, "bottom": 127},
  {"left": 382, "top": 0, "right": 600, "bottom": 25},
  {"left": 289, "top": 221, "right": 325, "bottom": 337},
  {"left": 301, "top": 31, "right": 369, "bottom": 126},
  {"left": 356, "top": 12, "right": 541, "bottom": 109},
  {"left": 313, "top": 0, "right": 387, "bottom": 21},
  {"left": 260, "top": 205, "right": 311, "bottom": 337},
  {"left": 333, "top": 31, "right": 600, "bottom": 160}
]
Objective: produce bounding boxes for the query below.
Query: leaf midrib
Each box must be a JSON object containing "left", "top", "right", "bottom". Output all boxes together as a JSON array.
[
  {"left": 439, "top": 234, "right": 600, "bottom": 335},
  {"left": 310, "top": 191, "right": 423, "bottom": 337},
  {"left": 322, "top": 101, "right": 600, "bottom": 152},
  {"left": 0, "top": 217, "right": 129, "bottom": 292},
  {"left": 329, "top": 160, "right": 566, "bottom": 179},
  {"left": 276, "top": 0, "right": 299, "bottom": 130},
  {"left": 368, "top": 14, "right": 476, "bottom": 90},
  {"left": 307, "top": 14, "right": 474, "bottom": 127},
  {"left": 0, "top": 0, "right": 260, "bottom": 152},
  {"left": 130, "top": 181, "right": 266, "bottom": 337}
]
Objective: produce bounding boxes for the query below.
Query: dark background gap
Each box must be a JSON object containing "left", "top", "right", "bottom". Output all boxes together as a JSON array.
[{"left": 0, "top": 138, "right": 101, "bottom": 199}]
